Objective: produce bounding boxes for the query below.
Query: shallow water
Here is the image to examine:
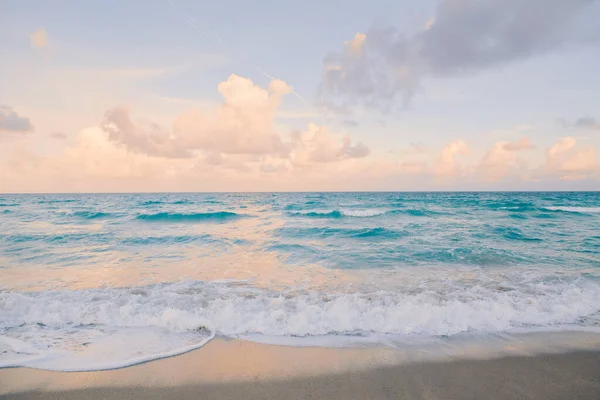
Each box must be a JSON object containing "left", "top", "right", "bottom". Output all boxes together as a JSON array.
[{"left": 1, "top": 192, "right": 599, "bottom": 370}]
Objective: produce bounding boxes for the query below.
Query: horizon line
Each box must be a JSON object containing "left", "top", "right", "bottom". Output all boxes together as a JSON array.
[{"left": 2, "top": 190, "right": 599, "bottom": 195}]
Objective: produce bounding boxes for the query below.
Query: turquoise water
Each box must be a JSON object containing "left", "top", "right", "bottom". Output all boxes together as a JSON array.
[{"left": 1, "top": 192, "right": 599, "bottom": 370}]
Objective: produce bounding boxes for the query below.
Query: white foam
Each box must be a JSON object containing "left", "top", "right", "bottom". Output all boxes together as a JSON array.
[
  {"left": 341, "top": 209, "right": 387, "bottom": 217},
  {"left": 545, "top": 206, "right": 600, "bottom": 213},
  {"left": 1, "top": 276, "right": 599, "bottom": 371}
]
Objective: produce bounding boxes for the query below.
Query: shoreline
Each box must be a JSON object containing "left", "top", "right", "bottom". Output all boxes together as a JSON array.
[{"left": 2, "top": 334, "right": 600, "bottom": 399}]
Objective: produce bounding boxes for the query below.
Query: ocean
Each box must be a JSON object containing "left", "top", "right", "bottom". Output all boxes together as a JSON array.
[{"left": 1, "top": 192, "right": 599, "bottom": 371}]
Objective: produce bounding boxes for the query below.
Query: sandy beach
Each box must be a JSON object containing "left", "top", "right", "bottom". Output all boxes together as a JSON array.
[{"left": 2, "top": 337, "right": 599, "bottom": 400}]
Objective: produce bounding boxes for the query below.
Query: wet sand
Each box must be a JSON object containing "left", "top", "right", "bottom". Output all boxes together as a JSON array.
[{"left": 1, "top": 338, "right": 599, "bottom": 400}]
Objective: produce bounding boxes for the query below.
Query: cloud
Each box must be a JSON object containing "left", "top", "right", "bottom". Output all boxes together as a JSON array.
[
  {"left": 502, "top": 136, "right": 535, "bottom": 151},
  {"left": 320, "top": 0, "right": 596, "bottom": 112},
  {"left": 99, "top": 75, "right": 291, "bottom": 159},
  {"left": 291, "top": 124, "right": 370, "bottom": 166},
  {"left": 0, "top": 105, "right": 34, "bottom": 133},
  {"left": 50, "top": 132, "right": 67, "bottom": 140},
  {"left": 479, "top": 137, "right": 534, "bottom": 181},
  {"left": 101, "top": 107, "right": 193, "bottom": 159},
  {"left": 29, "top": 28, "right": 48, "bottom": 48},
  {"left": 434, "top": 140, "right": 470, "bottom": 179},
  {"left": 99, "top": 74, "right": 370, "bottom": 170},
  {"left": 172, "top": 75, "right": 292, "bottom": 156},
  {"left": 562, "top": 116, "right": 600, "bottom": 130},
  {"left": 0, "top": 121, "right": 374, "bottom": 192},
  {"left": 344, "top": 33, "right": 367, "bottom": 57},
  {"left": 544, "top": 136, "right": 597, "bottom": 179}
]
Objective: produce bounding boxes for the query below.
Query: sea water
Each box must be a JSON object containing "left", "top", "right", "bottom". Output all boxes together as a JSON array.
[{"left": 0, "top": 192, "right": 599, "bottom": 370}]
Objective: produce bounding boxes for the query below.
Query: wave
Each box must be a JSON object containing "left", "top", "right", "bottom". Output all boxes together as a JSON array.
[
  {"left": 484, "top": 201, "right": 537, "bottom": 212},
  {"left": 121, "top": 234, "right": 214, "bottom": 245},
  {"left": 492, "top": 227, "right": 542, "bottom": 242},
  {"left": 69, "top": 211, "right": 113, "bottom": 220},
  {"left": 279, "top": 226, "right": 405, "bottom": 240},
  {"left": 289, "top": 210, "right": 344, "bottom": 218},
  {"left": 400, "top": 209, "right": 441, "bottom": 217},
  {"left": 289, "top": 209, "right": 388, "bottom": 218},
  {"left": 136, "top": 211, "right": 244, "bottom": 222},
  {"left": 289, "top": 208, "right": 445, "bottom": 218},
  {"left": 37, "top": 199, "right": 77, "bottom": 204},
  {"left": 140, "top": 200, "right": 164, "bottom": 206},
  {"left": 1, "top": 277, "right": 599, "bottom": 371},
  {"left": 140, "top": 200, "right": 194, "bottom": 206},
  {"left": 544, "top": 206, "right": 600, "bottom": 214}
]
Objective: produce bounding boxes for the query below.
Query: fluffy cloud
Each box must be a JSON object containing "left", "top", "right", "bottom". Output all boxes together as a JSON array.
[
  {"left": 291, "top": 124, "right": 370, "bottom": 166},
  {"left": 502, "top": 136, "right": 535, "bottom": 151},
  {"left": 100, "top": 75, "right": 295, "bottom": 158},
  {"left": 434, "top": 140, "right": 470, "bottom": 179},
  {"left": 0, "top": 74, "right": 374, "bottom": 191},
  {"left": 0, "top": 105, "right": 34, "bottom": 133},
  {"left": 173, "top": 75, "right": 292, "bottom": 156},
  {"left": 0, "top": 124, "right": 375, "bottom": 192},
  {"left": 100, "top": 74, "right": 369, "bottom": 167},
  {"left": 101, "top": 107, "right": 192, "bottom": 159},
  {"left": 320, "top": 0, "right": 596, "bottom": 112},
  {"left": 544, "top": 136, "right": 597, "bottom": 180},
  {"left": 478, "top": 137, "right": 534, "bottom": 181},
  {"left": 29, "top": 28, "right": 48, "bottom": 48}
]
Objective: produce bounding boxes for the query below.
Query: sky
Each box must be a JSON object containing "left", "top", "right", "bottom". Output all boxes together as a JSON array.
[{"left": 0, "top": 0, "right": 599, "bottom": 192}]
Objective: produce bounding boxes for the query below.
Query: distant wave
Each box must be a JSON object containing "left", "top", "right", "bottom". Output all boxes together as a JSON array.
[
  {"left": 279, "top": 226, "right": 406, "bottom": 239},
  {"left": 38, "top": 199, "right": 77, "bottom": 204},
  {"left": 69, "top": 211, "right": 113, "bottom": 220},
  {"left": 492, "top": 227, "right": 542, "bottom": 242},
  {"left": 289, "top": 209, "right": 387, "bottom": 218},
  {"left": 289, "top": 208, "right": 439, "bottom": 218},
  {"left": 284, "top": 200, "right": 324, "bottom": 210},
  {"left": 136, "top": 211, "right": 244, "bottom": 222},
  {"left": 140, "top": 200, "right": 194, "bottom": 206},
  {"left": 140, "top": 200, "right": 164, "bottom": 206},
  {"left": 352, "top": 227, "right": 405, "bottom": 238},
  {"left": 0, "top": 203, "right": 18, "bottom": 207},
  {"left": 121, "top": 234, "right": 214, "bottom": 245},
  {"left": 289, "top": 210, "right": 344, "bottom": 218},
  {"left": 484, "top": 201, "right": 537, "bottom": 212},
  {"left": 399, "top": 209, "right": 442, "bottom": 217},
  {"left": 544, "top": 206, "right": 600, "bottom": 214}
]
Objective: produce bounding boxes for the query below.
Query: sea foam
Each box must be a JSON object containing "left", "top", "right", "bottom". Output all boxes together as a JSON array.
[{"left": 1, "top": 276, "right": 599, "bottom": 371}]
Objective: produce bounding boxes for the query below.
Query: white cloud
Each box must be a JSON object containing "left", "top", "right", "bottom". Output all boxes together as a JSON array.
[
  {"left": 478, "top": 137, "right": 534, "bottom": 181},
  {"left": 434, "top": 140, "right": 470, "bottom": 179},
  {"left": 502, "top": 137, "right": 535, "bottom": 151},
  {"left": 544, "top": 136, "right": 597, "bottom": 180},
  {"left": 291, "top": 124, "right": 370, "bottom": 166},
  {"left": 172, "top": 75, "right": 292, "bottom": 156}
]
